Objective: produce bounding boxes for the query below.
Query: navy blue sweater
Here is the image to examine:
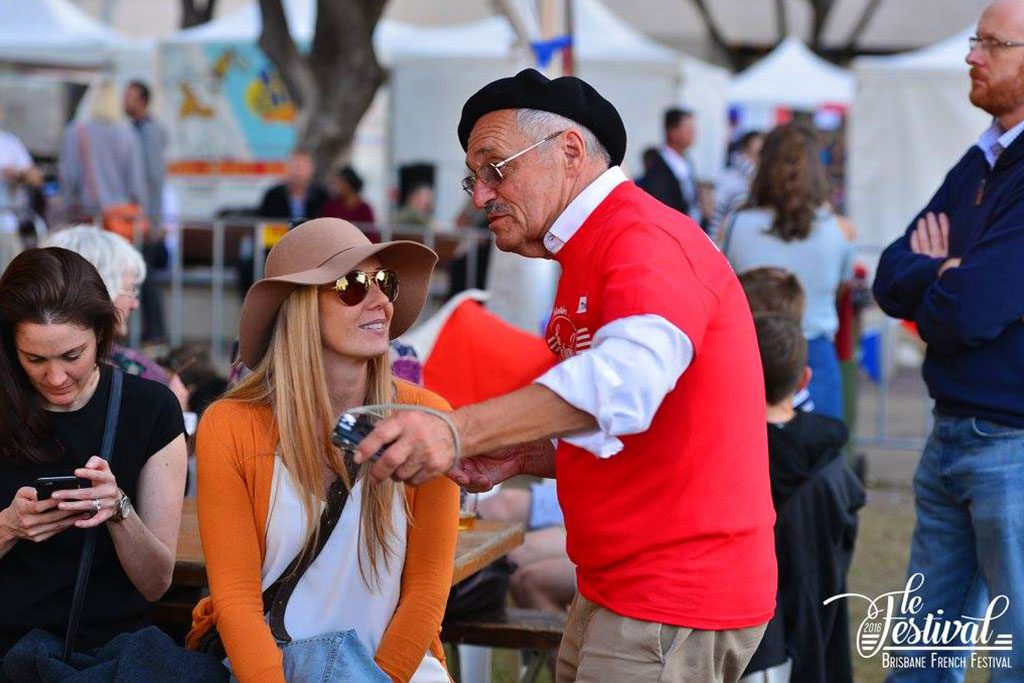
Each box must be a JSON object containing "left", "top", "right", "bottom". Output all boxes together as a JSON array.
[{"left": 873, "top": 133, "right": 1024, "bottom": 428}]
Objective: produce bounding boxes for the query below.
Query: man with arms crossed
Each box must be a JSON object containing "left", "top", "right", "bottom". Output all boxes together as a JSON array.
[{"left": 873, "top": 2, "right": 1024, "bottom": 680}]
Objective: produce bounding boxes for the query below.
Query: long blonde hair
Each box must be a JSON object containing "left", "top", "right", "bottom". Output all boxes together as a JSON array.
[{"left": 225, "top": 286, "right": 402, "bottom": 588}]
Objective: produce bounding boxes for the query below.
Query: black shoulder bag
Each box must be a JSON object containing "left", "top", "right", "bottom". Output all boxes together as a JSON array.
[{"left": 62, "top": 368, "right": 123, "bottom": 662}]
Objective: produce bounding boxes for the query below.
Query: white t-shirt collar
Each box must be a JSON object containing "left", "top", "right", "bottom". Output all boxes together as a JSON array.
[{"left": 543, "top": 166, "right": 628, "bottom": 255}]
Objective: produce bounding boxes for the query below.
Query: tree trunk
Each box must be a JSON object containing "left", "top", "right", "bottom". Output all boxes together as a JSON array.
[
  {"left": 256, "top": 0, "right": 388, "bottom": 177},
  {"left": 180, "top": 0, "right": 218, "bottom": 29}
]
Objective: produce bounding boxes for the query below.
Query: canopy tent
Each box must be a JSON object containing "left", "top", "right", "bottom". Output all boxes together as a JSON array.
[
  {"left": 849, "top": 28, "right": 988, "bottom": 248},
  {"left": 389, "top": 0, "right": 731, "bottom": 225},
  {"left": 0, "top": 0, "right": 147, "bottom": 70},
  {"left": 729, "top": 37, "right": 854, "bottom": 110}
]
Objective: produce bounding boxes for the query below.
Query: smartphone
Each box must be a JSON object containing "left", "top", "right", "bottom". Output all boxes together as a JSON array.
[{"left": 35, "top": 476, "right": 91, "bottom": 501}]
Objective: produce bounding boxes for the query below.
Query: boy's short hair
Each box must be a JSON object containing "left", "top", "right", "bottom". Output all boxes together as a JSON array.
[
  {"left": 738, "top": 267, "right": 806, "bottom": 322},
  {"left": 754, "top": 313, "right": 808, "bottom": 405}
]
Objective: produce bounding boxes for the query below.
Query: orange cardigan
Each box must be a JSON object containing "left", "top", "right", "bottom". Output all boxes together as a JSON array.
[{"left": 185, "top": 381, "right": 459, "bottom": 683}]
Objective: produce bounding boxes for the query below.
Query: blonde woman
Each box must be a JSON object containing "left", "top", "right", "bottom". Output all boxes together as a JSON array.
[
  {"left": 58, "top": 78, "right": 147, "bottom": 224},
  {"left": 186, "top": 218, "right": 459, "bottom": 682}
]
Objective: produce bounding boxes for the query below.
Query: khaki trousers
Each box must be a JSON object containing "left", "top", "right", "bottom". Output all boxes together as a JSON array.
[{"left": 555, "top": 595, "right": 768, "bottom": 683}]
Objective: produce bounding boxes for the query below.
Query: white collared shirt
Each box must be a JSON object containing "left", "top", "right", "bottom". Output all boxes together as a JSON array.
[
  {"left": 977, "top": 118, "right": 1024, "bottom": 168},
  {"left": 534, "top": 166, "right": 694, "bottom": 458}
]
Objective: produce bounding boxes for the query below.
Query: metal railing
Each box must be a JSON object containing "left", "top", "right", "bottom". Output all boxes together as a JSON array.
[
  {"left": 26, "top": 218, "right": 936, "bottom": 452},
  {"left": 851, "top": 244, "right": 932, "bottom": 453}
]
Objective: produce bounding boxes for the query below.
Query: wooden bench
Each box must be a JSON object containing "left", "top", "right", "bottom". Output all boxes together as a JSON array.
[{"left": 441, "top": 608, "right": 566, "bottom": 683}]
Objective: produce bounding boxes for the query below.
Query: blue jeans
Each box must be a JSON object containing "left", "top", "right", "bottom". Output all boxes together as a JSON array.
[
  {"left": 806, "top": 335, "right": 844, "bottom": 422},
  {"left": 886, "top": 414, "right": 1024, "bottom": 683},
  {"left": 229, "top": 630, "right": 390, "bottom": 682}
]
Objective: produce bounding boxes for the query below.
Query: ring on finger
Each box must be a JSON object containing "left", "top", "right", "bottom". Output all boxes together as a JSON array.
[{"left": 92, "top": 499, "right": 102, "bottom": 512}]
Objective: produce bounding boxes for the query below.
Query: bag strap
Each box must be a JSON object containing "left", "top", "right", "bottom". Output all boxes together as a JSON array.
[
  {"left": 263, "top": 455, "right": 360, "bottom": 643},
  {"left": 62, "top": 368, "right": 123, "bottom": 662}
]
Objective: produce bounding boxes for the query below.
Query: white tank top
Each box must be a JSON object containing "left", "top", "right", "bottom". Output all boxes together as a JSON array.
[{"left": 263, "top": 458, "right": 449, "bottom": 682}]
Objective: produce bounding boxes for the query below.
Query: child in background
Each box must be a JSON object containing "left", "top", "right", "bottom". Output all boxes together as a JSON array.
[
  {"left": 738, "top": 267, "right": 813, "bottom": 411},
  {"left": 741, "top": 313, "right": 864, "bottom": 683}
]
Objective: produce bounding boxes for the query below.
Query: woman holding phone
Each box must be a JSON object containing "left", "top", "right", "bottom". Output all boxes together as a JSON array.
[
  {"left": 186, "top": 218, "right": 459, "bottom": 682},
  {"left": 0, "top": 247, "right": 187, "bottom": 664}
]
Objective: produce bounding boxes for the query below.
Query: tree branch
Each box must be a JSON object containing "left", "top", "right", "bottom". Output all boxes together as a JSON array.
[
  {"left": 807, "top": 0, "right": 838, "bottom": 53},
  {"left": 180, "top": 0, "right": 218, "bottom": 29},
  {"left": 689, "top": 0, "right": 741, "bottom": 70},
  {"left": 774, "top": 0, "right": 788, "bottom": 43},
  {"left": 843, "top": 0, "right": 885, "bottom": 52},
  {"left": 256, "top": 0, "right": 315, "bottom": 110}
]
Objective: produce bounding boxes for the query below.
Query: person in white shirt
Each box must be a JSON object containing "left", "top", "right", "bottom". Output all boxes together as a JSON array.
[
  {"left": 0, "top": 102, "right": 42, "bottom": 273},
  {"left": 353, "top": 68, "right": 776, "bottom": 683}
]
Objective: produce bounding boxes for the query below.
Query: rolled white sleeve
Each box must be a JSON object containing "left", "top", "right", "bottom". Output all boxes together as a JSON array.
[{"left": 535, "top": 314, "right": 693, "bottom": 458}]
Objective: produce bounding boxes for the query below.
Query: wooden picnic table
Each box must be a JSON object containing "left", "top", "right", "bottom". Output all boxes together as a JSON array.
[{"left": 173, "top": 499, "right": 523, "bottom": 589}]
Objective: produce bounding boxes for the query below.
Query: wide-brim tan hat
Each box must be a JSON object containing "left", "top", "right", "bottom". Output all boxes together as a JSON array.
[{"left": 238, "top": 217, "right": 437, "bottom": 369}]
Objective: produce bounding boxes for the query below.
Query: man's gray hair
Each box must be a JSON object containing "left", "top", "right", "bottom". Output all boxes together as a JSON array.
[
  {"left": 42, "top": 225, "right": 147, "bottom": 300},
  {"left": 515, "top": 109, "right": 611, "bottom": 167}
]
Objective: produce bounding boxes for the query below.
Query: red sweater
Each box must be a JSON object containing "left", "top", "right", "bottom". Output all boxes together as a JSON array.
[{"left": 547, "top": 181, "right": 777, "bottom": 629}]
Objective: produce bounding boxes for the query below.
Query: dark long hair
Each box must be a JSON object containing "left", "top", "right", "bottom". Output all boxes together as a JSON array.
[
  {"left": 0, "top": 248, "right": 117, "bottom": 465},
  {"left": 746, "top": 122, "right": 830, "bottom": 242}
]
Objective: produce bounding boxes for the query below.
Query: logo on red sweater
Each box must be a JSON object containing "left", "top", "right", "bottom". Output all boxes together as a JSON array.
[{"left": 547, "top": 306, "right": 591, "bottom": 360}]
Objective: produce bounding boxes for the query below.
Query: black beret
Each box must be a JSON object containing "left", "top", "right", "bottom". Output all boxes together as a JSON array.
[{"left": 458, "top": 68, "right": 626, "bottom": 167}]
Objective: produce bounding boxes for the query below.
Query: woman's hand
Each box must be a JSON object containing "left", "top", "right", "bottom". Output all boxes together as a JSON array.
[
  {"left": 52, "top": 456, "right": 121, "bottom": 528},
  {"left": 0, "top": 487, "right": 89, "bottom": 544}
]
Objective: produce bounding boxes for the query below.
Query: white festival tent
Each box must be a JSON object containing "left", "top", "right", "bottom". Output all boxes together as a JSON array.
[
  {"left": 729, "top": 37, "right": 855, "bottom": 110},
  {"left": 849, "top": 28, "right": 988, "bottom": 248},
  {"left": 0, "top": 0, "right": 152, "bottom": 75}
]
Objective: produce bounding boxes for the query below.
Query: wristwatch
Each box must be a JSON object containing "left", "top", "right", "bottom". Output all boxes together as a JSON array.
[{"left": 110, "top": 490, "right": 133, "bottom": 523}]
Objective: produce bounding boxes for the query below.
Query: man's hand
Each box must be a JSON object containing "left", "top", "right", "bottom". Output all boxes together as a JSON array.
[
  {"left": 449, "top": 448, "right": 527, "bottom": 492},
  {"left": 354, "top": 411, "right": 457, "bottom": 486},
  {"left": 909, "top": 212, "right": 950, "bottom": 258},
  {"left": 450, "top": 439, "right": 557, "bottom": 492}
]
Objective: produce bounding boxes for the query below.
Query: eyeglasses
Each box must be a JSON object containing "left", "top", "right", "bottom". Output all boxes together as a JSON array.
[
  {"left": 118, "top": 285, "right": 140, "bottom": 299},
  {"left": 461, "top": 130, "right": 566, "bottom": 197},
  {"left": 969, "top": 35, "right": 1024, "bottom": 53},
  {"left": 322, "top": 269, "right": 399, "bottom": 306}
]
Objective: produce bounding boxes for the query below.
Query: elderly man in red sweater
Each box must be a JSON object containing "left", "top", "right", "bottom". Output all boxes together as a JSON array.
[{"left": 356, "top": 69, "right": 776, "bottom": 682}]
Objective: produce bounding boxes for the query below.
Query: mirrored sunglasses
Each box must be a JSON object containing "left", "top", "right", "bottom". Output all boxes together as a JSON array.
[{"left": 324, "top": 269, "right": 399, "bottom": 306}]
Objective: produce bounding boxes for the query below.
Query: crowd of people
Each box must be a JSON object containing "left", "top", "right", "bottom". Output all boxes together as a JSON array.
[{"left": 1, "top": 1, "right": 1024, "bottom": 681}]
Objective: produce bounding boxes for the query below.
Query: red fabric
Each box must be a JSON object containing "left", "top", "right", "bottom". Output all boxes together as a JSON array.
[
  {"left": 546, "top": 182, "right": 777, "bottom": 630},
  {"left": 317, "top": 198, "right": 375, "bottom": 224},
  {"left": 835, "top": 287, "right": 854, "bottom": 361},
  {"left": 422, "top": 300, "right": 556, "bottom": 409}
]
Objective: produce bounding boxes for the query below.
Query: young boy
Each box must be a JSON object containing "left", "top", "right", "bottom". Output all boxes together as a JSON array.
[
  {"left": 738, "top": 266, "right": 805, "bottom": 324},
  {"left": 739, "top": 267, "right": 813, "bottom": 412},
  {"left": 743, "top": 313, "right": 865, "bottom": 683}
]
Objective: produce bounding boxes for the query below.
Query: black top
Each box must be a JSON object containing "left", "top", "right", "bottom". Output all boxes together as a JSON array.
[
  {"left": 873, "top": 134, "right": 1024, "bottom": 428},
  {"left": 257, "top": 183, "right": 329, "bottom": 222},
  {"left": 750, "top": 412, "right": 865, "bottom": 683},
  {"left": 0, "top": 365, "right": 184, "bottom": 656},
  {"left": 637, "top": 152, "right": 691, "bottom": 217}
]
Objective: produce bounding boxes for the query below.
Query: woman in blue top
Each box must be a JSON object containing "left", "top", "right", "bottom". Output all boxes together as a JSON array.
[{"left": 721, "top": 122, "right": 854, "bottom": 421}]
